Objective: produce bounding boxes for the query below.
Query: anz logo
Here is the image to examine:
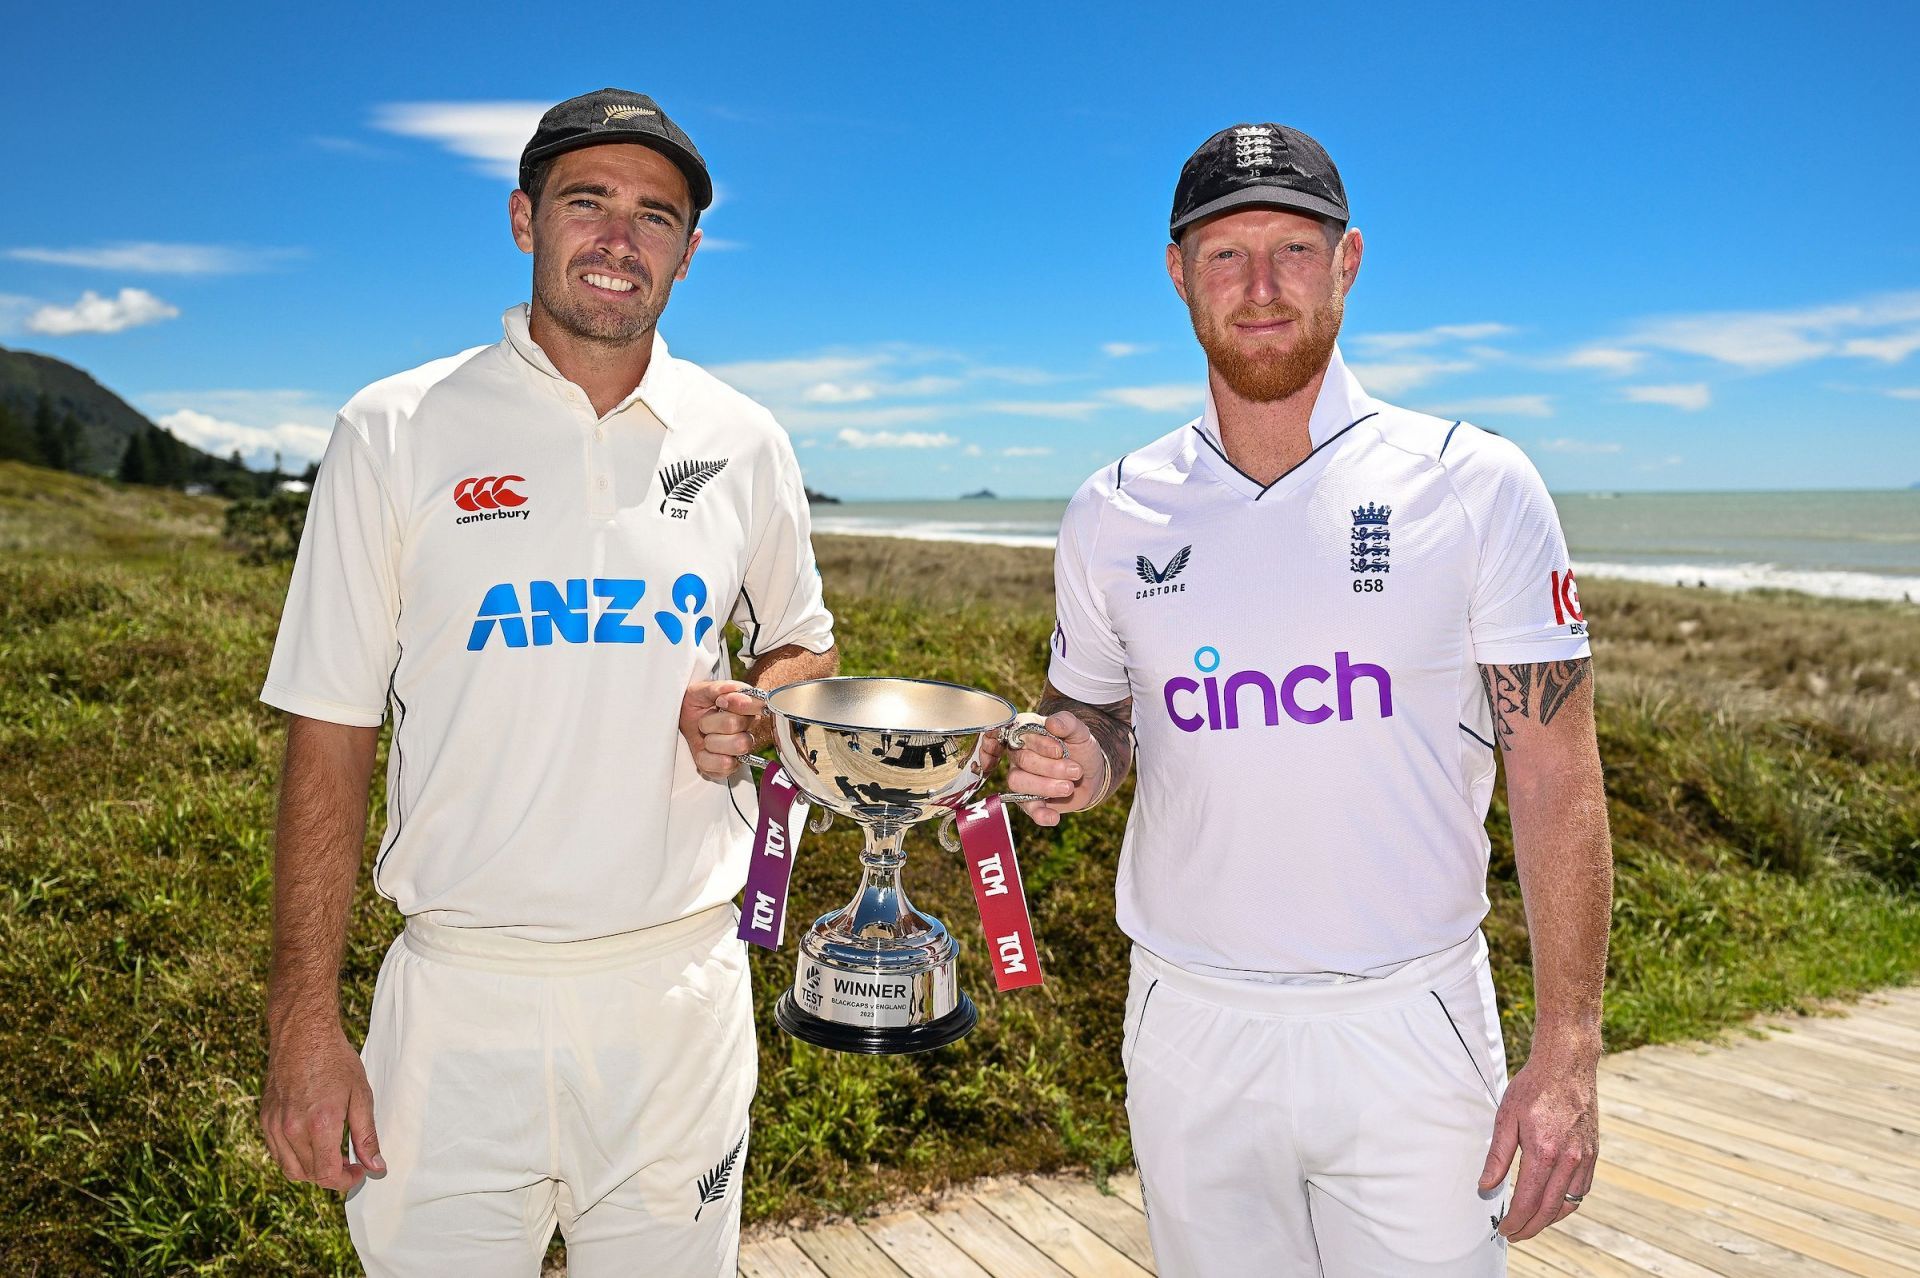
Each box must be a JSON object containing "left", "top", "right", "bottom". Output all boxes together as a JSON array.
[{"left": 467, "top": 573, "right": 714, "bottom": 651}]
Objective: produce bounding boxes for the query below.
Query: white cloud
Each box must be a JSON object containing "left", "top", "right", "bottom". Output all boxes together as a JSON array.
[
  {"left": 982, "top": 400, "right": 1101, "bottom": 419},
  {"left": 1638, "top": 454, "right": 1686, "bottom": 471},
  {"left": 836, "top": 428, "right": 957, "bottom": 449},
  {"left": 5, "top": 242, "right": 301, "bottom": 275},
  {"left": 782, "top": 404, "right": 949, "bottom": 431},
  {"left": 1841, "top": 330, "right": 1920, "bottom": 363},
  {"left": 157, "top": 409, "right": 332, "bottom": 469},
  {"left": 141, "top": 388, "right": 337, "bottom": 425},
  {"left": 1624, "top": 383, "right": 1712, "bottom": 411},
  {"left": 1002, "top": 446, "right": 1053, "bottom": 457},
  {"left": 1887, "top": 387, "right": 1920, "bottom": 400},
  {"left": 1351, "top": 322, "right": 1514, "bottom": 354},
  {"left": 1623, "top": 292, "right": 1920, "bottom": 370},
  {"left": 373, "top": 101, "right": 545, "bottom": 179},
  {"left": 1345, "top": 358, "right": 1474, "bottom": 395},
  {"left": 801, "top": 381, "right": 878, "bottom": 404},
  {"left": 26, "top": 288, "right": 179, "bottom": 335},
  {"left": 1555, "top": 345, "right": 1647, "bottom": 375},
  {"left": 1423, "top": 394, "right": 1555, "bottom": 419},
  {"left": 1102, "top": 384, "right": 1203, "bottom": 414},
  {"left": 1536, "top": 437, "right": 1623, "bottom": 454},
  {"left": 963, "top": 443, "right": 984, "bottom": 457},
  {"left": 1102, "top": 342, "right": 1150, "bottom": 358}
]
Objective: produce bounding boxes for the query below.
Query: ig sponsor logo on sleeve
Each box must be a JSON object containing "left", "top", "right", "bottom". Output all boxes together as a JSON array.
[{"left": 1550, "top": 568, "right": 1585, "bottom": 636}]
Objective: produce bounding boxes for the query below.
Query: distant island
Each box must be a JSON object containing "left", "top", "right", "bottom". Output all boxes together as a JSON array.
[
  {"left": 961, "top": 488, "right": 997, "bottom": 500},
  {"left": 805, "top": 486, "right": 840, "bottom": 504}
]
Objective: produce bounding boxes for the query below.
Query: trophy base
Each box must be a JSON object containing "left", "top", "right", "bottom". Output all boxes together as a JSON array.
[{"left": 775, "top": 991, "right": 978, "bottom": 1055}]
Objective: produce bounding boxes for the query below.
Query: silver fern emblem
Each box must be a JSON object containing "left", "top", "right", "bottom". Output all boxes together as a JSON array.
[
  {"left": 694, "top": 1130, "right": 746, "bottom": 1220},
  {"left": 1135, "top": 545, "right": 1192, "bottom": 584},
  {"left": 659, "top": 458, "right": 729, "bottom": 513}
]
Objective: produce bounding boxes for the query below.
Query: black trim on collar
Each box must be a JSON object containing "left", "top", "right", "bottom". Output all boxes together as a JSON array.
[{"left": 1191, "top": 411, "right": 1381, "bottom": 501}]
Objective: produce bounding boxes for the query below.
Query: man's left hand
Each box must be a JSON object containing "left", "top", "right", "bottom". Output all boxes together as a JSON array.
[
  {"left": 1480, "top": 1041, "right": 1600, "bottom": 1241},
  {"left": 680, "top": 680, "right": 767, "bottom": 781}
]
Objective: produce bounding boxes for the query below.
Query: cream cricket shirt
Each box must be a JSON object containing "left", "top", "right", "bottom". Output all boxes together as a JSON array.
[
  {"left": 262, "top": 306, "right": 834, "bottom": 941},
  {"left": 1047, "top": 349, "right": 1589, "bottom": 977}
]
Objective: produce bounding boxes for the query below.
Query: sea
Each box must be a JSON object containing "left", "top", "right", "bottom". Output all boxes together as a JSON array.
[{"left": 810, "top": 490, "right": 1920, "bottom": 603}]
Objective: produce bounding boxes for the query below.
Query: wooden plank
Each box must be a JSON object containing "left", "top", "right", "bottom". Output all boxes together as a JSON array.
[
  {"left": 1597, "top": 1112, "right": 1920, "bottom": 1228},
  {"left": 742, "top": 1236, "right": 833, "bottom": 1278},
  {"left": 1576, "top": 1176, "right": 1857, "bottom": 1277},
  {"left": 1604, "top": 1059, "right": 1920, "bottom": 1173},
  {"left": 1856, "top": 998, "right": 1920, "bottom": 1030},
  {"left": 1604, "top": 1107, "right": 1920, "bottom": 1222},
  {"left": 925, "top": 1197, "right": 1075, "bottom": 1278},
  {"left": 971, "top": 1179, "right": 1150, "bottom": 1278},
  {"left": 1598, "top": 1074, "right": 1920, "bottom": 1191},
  {"left": 859, "top": 1212, "right": 994, "bottom": 1278},
  {"left": 1696, "top": 1041, "right": 1920, "bottom": 1122},
  {"left": 1805, "top": 1012, "right": 1920, "bottom": 1055},
  {"left": 1554, "top": 1213, "right": 1730, "bottom": 1278},
  {"left": 1637, "top": 1045, "right": 1920, "bottom": 1129},
  {"left": 1521, "top": 1226, "right": 1667, "bottom": 1278},
  {"left": 1781, "top": 1018, "right": 1920, "bottom": 1073},
  {"left": 1506, "top": 1246, "right": 1575, "bottom": 1278},
  {"left": 1107, "top": 1170, "right": 1145, "bottom": 1215},
  {"left": 1758, "top": 1013, "right": 1920, "bottom": 1074},
  {"left": 1026, "top": 1176, "right": 1155, "bottom": 1271},
  {"left": 1604, "top": 1130, "right": 1920, "bottom": 1267},
  {"left": 792, "top": 1223, "right": 910, "bottom": 1278}
]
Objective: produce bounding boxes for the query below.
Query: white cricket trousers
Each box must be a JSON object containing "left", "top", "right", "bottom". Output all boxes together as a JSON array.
[
  {"left": 345, "top": 902, "right": 756, "bottom": 1277},
  {"left": 1123, "top": 932, "right": 1509, "bottom": 1277}
]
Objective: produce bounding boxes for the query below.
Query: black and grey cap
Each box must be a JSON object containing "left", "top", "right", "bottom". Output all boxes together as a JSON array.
[
  {"left": 518, "top": 88, "right": 713, "bottom": 212},
  {"left": 1169, "top": 124, "right": 1347, "bottom": 239}
]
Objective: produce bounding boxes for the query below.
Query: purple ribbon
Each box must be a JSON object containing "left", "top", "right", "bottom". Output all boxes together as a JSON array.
[{"left": 737, "top": 764, "right": 806, "bottom": 950}]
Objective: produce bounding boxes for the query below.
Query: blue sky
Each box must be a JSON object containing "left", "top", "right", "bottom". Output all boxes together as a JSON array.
[{"left": 3, "top": 0, "right": 1917, "bottom": 498}]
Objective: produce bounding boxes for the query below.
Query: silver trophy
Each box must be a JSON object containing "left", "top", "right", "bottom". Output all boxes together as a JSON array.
[{"left": 741, "top": 676, "right": 1056, "bottom": 1054}]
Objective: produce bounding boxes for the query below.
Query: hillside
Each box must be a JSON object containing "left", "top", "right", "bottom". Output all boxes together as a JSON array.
[
  {"left": 1, "top": 461, "right": 1916, "bottom": 1272},
  {"left": 0, "top": 343, "right": 236, "bottom": 478}
]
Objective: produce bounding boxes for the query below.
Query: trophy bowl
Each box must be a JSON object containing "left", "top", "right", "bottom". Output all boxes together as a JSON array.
[{"left": 741, "top": 676, "right": 1049, "bottom": 1054}]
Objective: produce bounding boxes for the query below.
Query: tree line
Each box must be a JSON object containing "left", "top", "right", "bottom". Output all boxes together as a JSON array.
[{"left": 0, "top": 392, "right": 309, "bottom": 499}]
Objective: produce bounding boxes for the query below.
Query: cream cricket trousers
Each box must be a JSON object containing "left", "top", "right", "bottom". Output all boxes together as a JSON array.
[
  {"left": 1123, "top": 932, "right": 1510, "bottom": 1277},
  {"left": 345, "top": 903, "right": 756, "bottom": 1277}
]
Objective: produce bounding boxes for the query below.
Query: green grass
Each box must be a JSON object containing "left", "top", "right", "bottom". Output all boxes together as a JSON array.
[{"left": 2, "top": 459, "right": 1917, "bottom": 1272}]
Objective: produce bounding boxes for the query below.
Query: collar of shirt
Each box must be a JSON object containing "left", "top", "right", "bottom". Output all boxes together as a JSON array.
[
  {"left": 500, "top": 303, "right": 684, "bottom": 428},
  {"left": 1196, "top": 344, "right": 1372, "bottom": 452}
]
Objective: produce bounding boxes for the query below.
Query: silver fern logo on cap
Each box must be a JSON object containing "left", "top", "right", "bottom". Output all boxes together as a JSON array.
[
  {"left": 603, "top": 103, "right": 658, "bottom": 122},
  {"left": 659, "top": 458, "right": 729, "bottom": 515}
]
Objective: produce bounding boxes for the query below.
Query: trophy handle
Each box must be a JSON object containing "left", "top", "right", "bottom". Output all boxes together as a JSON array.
[{"left": 937, "top": 713, "right": 1071, "bottom": 849}]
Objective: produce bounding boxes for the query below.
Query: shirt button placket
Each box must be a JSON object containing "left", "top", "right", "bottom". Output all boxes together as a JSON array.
[{"left": 582, "top": 395, "right": 614, "bottom": 520}]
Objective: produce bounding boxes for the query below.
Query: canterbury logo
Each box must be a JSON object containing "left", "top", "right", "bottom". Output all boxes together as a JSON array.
[
  {"left": 454, "top": 475, "right": 527, "bottom": 511},
  {"left": 658, "top": 458, "right": 728, "bottom": 514},
  {"left": 604, "top": 104, "right": 657, "bottom": 121},
  {"left": 1135, "top": 545, "right": 1192, "bottom": 584}
]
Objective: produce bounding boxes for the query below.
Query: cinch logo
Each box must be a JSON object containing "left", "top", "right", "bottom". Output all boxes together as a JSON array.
[
  {"left": 454, "top": 475, "right": 529, "bottom": 524},
  {"left": 467, "top": 572, "right": 713, "bottom": 650},
  {"left": 1163, "top": 645, "right": 1393, "bottom": 732}
]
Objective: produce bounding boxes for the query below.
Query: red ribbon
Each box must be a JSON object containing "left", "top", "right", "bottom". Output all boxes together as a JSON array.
[{"left": 955, "top": 795, "right": 1045, "bottom": 991}]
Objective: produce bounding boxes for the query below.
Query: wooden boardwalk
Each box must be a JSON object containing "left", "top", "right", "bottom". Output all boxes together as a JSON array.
[{"left": 740, "top": 987, "right": 1920, "bottom": 1277}]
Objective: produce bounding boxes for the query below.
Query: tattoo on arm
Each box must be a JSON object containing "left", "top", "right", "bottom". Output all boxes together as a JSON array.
[
  {"left": 1479, "top": 658, "right": 1590, "bottom": 752},
  {"left": 1036, "top": 682, "right": 1135, "bottom": 805}
]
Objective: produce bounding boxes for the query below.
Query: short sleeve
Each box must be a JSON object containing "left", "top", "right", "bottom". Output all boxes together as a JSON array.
[
  {"left": 1455, "top": 431, "right": 1591, "bottom": 666},
  {"left": 1045, "top": 482, "right": 1130, "bottom": 702},
  {"left": 260, "top": 417, "right": 403, "bottom": 726},
  {"left": 731, "top": 435, "right": 835, "bottom": 660}
]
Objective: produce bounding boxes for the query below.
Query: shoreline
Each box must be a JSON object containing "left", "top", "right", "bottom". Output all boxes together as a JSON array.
[{"left": 814, "top": 528, "right": 1920, "bottom": 604}]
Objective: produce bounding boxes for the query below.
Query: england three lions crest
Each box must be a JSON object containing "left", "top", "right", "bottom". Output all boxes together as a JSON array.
[{"left": 1350, "top": 503, "right": 1390, "bottom": 573}]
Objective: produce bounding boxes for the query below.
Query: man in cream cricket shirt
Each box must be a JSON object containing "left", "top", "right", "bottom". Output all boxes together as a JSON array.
[
  {"left": 1006, "top": 124, "right": 1613, "bottom": 1275},
  {"left": 256, "top": 89, "right": 835, "bottom": 1276}
]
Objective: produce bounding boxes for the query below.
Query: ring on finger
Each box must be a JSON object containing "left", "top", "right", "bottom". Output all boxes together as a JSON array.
[{"left": 1562, "top": 1193, "right": 1585, "bottom": 1204}]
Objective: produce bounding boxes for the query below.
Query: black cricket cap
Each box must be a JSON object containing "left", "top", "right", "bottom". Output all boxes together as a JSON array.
[
  {"left": 518, "top": 88, "right": 713, "bottom": 212},
  {"left": 1170, "top": 124, "right": 1347, "bottom": 240}
]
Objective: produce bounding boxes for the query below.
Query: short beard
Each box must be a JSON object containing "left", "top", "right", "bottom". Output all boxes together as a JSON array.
[
  {"left": 532, "top": 248, "right": 669, "bottom": 346},
  {"left": 1191, "top": 287, "right": 1344, "bottom": 403}
]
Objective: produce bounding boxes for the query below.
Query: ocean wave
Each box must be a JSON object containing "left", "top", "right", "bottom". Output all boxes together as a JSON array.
[{"left": 1573, "top": 560, "right": 1920, "bottom": 603}]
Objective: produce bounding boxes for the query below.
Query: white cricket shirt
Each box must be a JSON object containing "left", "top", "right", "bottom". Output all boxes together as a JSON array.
[
  {"left": 1047, "top": 348, "right": 1590, "bottom": 977},
  {"left": 262, "top": 306, "right": 835, "bottom": 941}
]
